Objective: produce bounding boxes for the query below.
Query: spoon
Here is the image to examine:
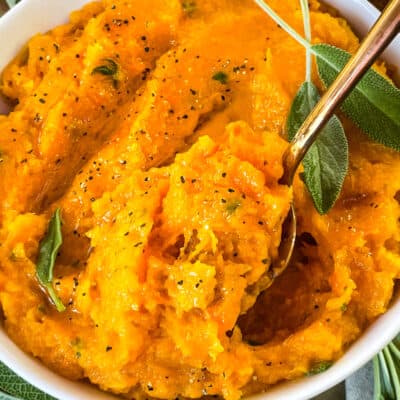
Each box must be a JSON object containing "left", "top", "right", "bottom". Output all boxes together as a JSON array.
[{"left": 270, "top": 0, "right": 400, "bottom": 280}]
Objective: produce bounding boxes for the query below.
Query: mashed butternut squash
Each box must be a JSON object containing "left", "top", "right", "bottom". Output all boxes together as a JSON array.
[{"left": 0, "top": 0, "right": 399, "bottom": 399}]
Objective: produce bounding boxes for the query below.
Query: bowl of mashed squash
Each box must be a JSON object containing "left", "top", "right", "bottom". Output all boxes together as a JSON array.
[{"left": 0, "top": 0, "right": 399, "bottom": 399}]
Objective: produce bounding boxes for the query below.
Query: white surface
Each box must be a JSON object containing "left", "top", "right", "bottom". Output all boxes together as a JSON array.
[{"left": 0, "top": 1, "right": 399, "bottom": 399}]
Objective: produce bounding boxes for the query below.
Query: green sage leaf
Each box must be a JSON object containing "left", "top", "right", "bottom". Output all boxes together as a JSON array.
[
  {"left": 0, "top": 361, "right": 55, "bottom": 400},
  {"left": 36, "top": 208, "right": 65, "bottom": 312},
  {"left": 312, "top": 44, "right": 400, "bottom": 151},
  {"left": 287, "top": 81, "right": 348, "bottom": 214}
]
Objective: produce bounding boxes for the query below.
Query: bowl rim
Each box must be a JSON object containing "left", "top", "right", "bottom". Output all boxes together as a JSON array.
[{"left": 0, "top": 1, "right": 400, "bottom": 399}]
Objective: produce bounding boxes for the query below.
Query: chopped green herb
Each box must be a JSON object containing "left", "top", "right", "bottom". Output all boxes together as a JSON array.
[
  {"left": 92, "top": 58, "right": 119, "bottom": 88},
  {"left": 226, "top": 199, "right": 241, "bottom": 214},
  {"left": 36, "top": 208, "right": 65, "bottom": 312},
  {"left": 306, "top": 361, "right": 333, "bottom": 376},
  {"left": 341, "top": 303, "right": 348, "bottom": 312},
  {"left": 92, "top": 59, "right": 118, "bottom": 76},
  {"left": 212, "top": 71, "right": 228, "bottom": 84},
  {"left": 182, "top": 0, "right": 196, "bottom": 15}
]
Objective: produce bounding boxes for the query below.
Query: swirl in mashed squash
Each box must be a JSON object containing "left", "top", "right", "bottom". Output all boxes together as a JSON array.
[{"left": 0, "top": 0, "right": 399, "bottom": 399}]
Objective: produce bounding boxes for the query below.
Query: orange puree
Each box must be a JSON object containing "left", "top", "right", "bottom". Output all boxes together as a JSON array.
[{"left": 0, "top": 0, "right": 399, "bottom": 399}]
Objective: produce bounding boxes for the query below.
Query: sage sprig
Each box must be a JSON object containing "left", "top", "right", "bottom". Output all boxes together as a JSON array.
[
  {"left": 255, "top": 0, "right": 400, "bottom": 214},
  {"left": 36, "top": 208, "right": 65, "bottom": 312},
  {"left": 286, "top": 0, "right": 348, "bottom": 214},
  {"left": 373, "top": 335, "right": 400, "bottom": 400}
]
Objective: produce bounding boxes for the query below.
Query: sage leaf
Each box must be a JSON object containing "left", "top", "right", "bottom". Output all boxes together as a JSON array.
[
  {"left": 0, "top": 361, "right": 55, "bottom": 400},
  {"left": 287, "top": 81, "right": 348, "bottom": 214},
  {"left": 36, "top": 208, "right": 65, "bottom": 312},
  {"left": 312, "top": 44, "right": 400, "bottom": 151}
]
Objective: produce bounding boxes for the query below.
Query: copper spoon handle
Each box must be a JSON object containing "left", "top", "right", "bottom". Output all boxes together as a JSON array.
[{"left": 281, "top": 0, "right": 400, "bottom": 186}]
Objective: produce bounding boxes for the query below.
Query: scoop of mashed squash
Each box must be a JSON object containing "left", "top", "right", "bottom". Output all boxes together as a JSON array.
[{"left": 0, "top": 0, "right": 400, "bottom": 399}]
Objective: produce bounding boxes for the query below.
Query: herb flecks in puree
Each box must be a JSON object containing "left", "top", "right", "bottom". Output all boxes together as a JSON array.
[{"left": 0, "top": 1, "right": 399, "bottom": 399}]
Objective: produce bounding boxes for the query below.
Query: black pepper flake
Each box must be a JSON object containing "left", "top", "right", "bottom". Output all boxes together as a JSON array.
[
  {"left": 134, "top": 242, "right": 143, "bottom": 247},
  {"left": 177, "top": 280, "right": 184, "bottom": 285},
  {"left": 222, "top": 172, "right": 227, "bottom": 178},
  {"left": 106, "top": 346, "right": 113, "bottom": 352},
  {"left": 39, "top": 98, "right": 46, "bottom": 104},
  {"left": 225, "top": 330, "right": 233, "bottom": 338},
  {"left": 124, "top": 232, "right": 130, "bottom": 236},
  {"left": 221, "top": 198, "right": 227, "bottom": 204},
  {"left": 228, "top": 188, "right": 235, "bottom": 193},
  {"left": 144, "top": 47, "right": 150, "bottom": 53},
  {"left": 180, "top": 176, "right": 186, "bottom": 184},
  {"left": 262, "top": 258, "right": 269, "bottom": 264},
  {"left": 147, "top": 384, "right": 154, "bottom": 391}
]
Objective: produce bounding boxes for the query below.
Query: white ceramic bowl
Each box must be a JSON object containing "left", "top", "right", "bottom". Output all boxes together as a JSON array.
[{"left": 0, "top": 1, "right": 399, "bottom": 399}]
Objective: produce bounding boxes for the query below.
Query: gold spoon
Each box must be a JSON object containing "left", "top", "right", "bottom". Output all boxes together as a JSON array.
[{"left": 270, "top": 0, "right": 400, "bottom": 279}]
